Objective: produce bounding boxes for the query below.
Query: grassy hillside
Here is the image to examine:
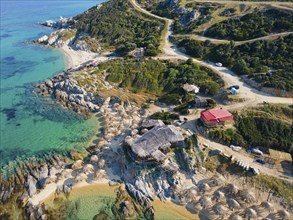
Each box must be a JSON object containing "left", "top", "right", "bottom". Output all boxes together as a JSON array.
[
  {"left": 71, "top": 0, "right": 164, "bottom": 55},
  {"left": 205, "top": 9, "right": 293, "bottom": 41}
]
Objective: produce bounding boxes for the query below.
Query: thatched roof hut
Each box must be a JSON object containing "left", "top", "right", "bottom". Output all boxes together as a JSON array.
[
  {"left": 199, "top": 196, "right": 213, "bottom": 208},
  {"left": 244, "top": 208, "right": 257, "bottom": 219},
  {"left": 45, "top": 175, "right": 57, "bottom": 184},
  {"left": 229, "top": 214, "right": 243, "bottom": 220},
  {"left": 212, "top": 203, "right": 228, "bottom": 216},
  {"left": 278, "top": 210, "right": 290, "bottom": 220},
  {"left": 75, "top": 173, "right": 88, "bottom": 182},
  {"left": 126, "top": 125, "right": 184, "bottom": 162},
  {"left": 141, "top": 119, "right": 165, "bottom": 129},
  {"left": 83, "top": 164, "right": 94, "bottom": 174},
  {"left": 213, "top": 190, "right": 226, "bottom": 202},
  {"left": 227, "top": 198, "right": 241, "bottom": 210}
]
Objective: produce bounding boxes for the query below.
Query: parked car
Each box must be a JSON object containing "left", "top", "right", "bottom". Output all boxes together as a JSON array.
[
  {"left": 249, "top": 148, "right": 263, "bottom": 155},
  {"left": 266, "top": 72, "right": 273, "bottom": 77},
  {"left": 215, "top": 62, "right": 222, "bottom": 67},
  {"left": 228, "top": 85, "right": 240, "bottom": 90},
  {"left": 232, "top": 146, "right": 242, "bottom": 152},
  {"left": 255, "top": 159, "right": 266, "bottom": 164},
  {"left": 229, "top": 145, "right": 242, "bottom": 151}
]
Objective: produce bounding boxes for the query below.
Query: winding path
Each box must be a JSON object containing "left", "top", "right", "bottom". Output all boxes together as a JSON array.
[
  {"left": 131, "top": 0, "right": 293, "bottom": 181},
  {"left": 174, "top": 31, "right": 293, "bottom": 45}
]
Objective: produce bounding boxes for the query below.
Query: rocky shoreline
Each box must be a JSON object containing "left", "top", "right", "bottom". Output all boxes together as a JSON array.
[{"left": 35, "top": 74, "right": 102, "bottom": 115}]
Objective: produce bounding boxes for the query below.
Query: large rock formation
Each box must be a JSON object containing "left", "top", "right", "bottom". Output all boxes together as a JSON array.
[{"left": 36, "top": 74, "right": 103, "bottom": 113}]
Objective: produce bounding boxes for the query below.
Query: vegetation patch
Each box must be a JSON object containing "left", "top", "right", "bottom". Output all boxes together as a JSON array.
[
  {"left": 204, "top": 105, "right": 293, "bottom": 155},
  {"left": 245, "top": 174, "right": 293, "bottom": 207},
  {"left": 209, "top": 128, "right": 245, "bottom": 146},
  {"left": 235, "top": 110, "right": 293, "bottom": 155},
  {"left": 150, "top": 112, "right": 179, "bottom": 124},
  {"left": 175, "top": 34, "right": 293, "bottom": 91},
  {"left": 205, "top": 9, "right": 293, "bottom": 40},
  {"left": 70, "top": 0, "right": 164, "bottom": 55}
]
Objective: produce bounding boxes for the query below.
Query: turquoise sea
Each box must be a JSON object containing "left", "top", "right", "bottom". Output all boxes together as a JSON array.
[{"left": 0, "top": 1, "right": 104, "bottom": 169}]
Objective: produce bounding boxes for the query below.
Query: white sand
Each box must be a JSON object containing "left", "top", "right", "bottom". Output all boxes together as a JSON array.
[
  {"left": 29, "top": 176, "right": 109, "bottom": 206},
  {"left": 60, "top": 45, "right": 110, "bottom": 69}
]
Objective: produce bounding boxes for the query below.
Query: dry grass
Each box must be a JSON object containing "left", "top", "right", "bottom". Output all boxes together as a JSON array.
[{"left": 99, "top": 88, "right": 156, "bottom": 106}]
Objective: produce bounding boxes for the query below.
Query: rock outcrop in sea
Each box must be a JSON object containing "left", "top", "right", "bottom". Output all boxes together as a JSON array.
[{"left": 35, "top": 73, "right": 104, "bottom": 114}]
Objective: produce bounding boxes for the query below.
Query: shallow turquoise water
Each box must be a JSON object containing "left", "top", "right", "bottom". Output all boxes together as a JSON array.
[{"left": 0, "top": 1, "right": 104, "bottom": 167}]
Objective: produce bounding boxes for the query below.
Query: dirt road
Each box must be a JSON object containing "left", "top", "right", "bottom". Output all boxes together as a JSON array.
[{"left": 174, "top": 32, "right": 293, "bottom": 45}]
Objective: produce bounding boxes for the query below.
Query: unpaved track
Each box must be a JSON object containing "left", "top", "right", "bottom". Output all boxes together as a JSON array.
[{"left": 175, "top": 31, "right": 293, "bottom": 45}]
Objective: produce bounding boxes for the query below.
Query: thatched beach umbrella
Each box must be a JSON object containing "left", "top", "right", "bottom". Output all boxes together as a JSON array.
[
  {"left": 45, "top": 175, "right": 57, "bottom": 184},
  {"left": 199, "top": 183, "right": 211, "bottom": 193},
  {"left": 213, "top": 190, "right": 226, "bottom": 202},
  {"left": 210, "top": 174, "right": 226, "bottom": 187},
  {"left": 83, "top": 164, "right": 94, "bottom": 174},
  {"left": 72, "top": 160, "right": 84, "bottom": 170},
  {"left": 227, "top": 198, "right": 241, "bottom": 211},
  {"left": 244, "top": 208, "right": 257, "bottom": 219},
  {"left": 94, "top": 169, "right": 106, "bottom": 180},
  {"left": 261, "top": 201, "right": 273, "bottom": 212},
  {"left": 239, "top": 190, "right": 256, "bottom": 203},
  {"left": 60, "top": 169, "right": 72, "bottom": 179},
  {"left": 226, "top": 184, "right": 239, "bottom": 195},
  {"left": 229, "top": 214, "right": 243, "bottom": 220},
  {"left": 98, "top": 159, "right": 105, "bottom": 169},
  {"left": 200, "top": 196, "right": 213, "bottom": 208},
  {"left": 278, "top": 210, "right": 290, "bottom": 220},
  {"left": 90, "top": 155, "right": 99, "bottom": 164},
  {"left": 75, "top": 173, "right": 88, "bottom": 182},
  {"left": 213, "top": 203, "right": 228, "bottom": 216}
]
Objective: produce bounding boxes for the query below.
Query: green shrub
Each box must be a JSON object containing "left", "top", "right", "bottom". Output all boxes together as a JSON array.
[{"left": 150, "top": 112, "right": 179, "bottom": 124}]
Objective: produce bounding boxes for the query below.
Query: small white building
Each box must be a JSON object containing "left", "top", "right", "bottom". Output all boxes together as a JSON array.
[{"left": 183, "top": 83, "right": 199, "bottom": 93}]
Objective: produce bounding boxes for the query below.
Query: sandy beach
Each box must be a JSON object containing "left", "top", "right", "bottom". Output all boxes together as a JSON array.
[
  {"left": 29, "top": 177, "right": 110, "bottom": 206},
  {"left": 60, "top": 45, "right": 110, "bottom": 69}
]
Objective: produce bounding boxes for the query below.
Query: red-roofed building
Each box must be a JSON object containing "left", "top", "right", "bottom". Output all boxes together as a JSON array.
[{"left": 200, "top": 109, "right": 234, "bottom": 127}]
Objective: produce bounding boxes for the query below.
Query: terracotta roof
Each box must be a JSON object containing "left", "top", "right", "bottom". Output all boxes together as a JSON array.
[{"left": 201, "top": 109, "right": 233, "bottom": 123}]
